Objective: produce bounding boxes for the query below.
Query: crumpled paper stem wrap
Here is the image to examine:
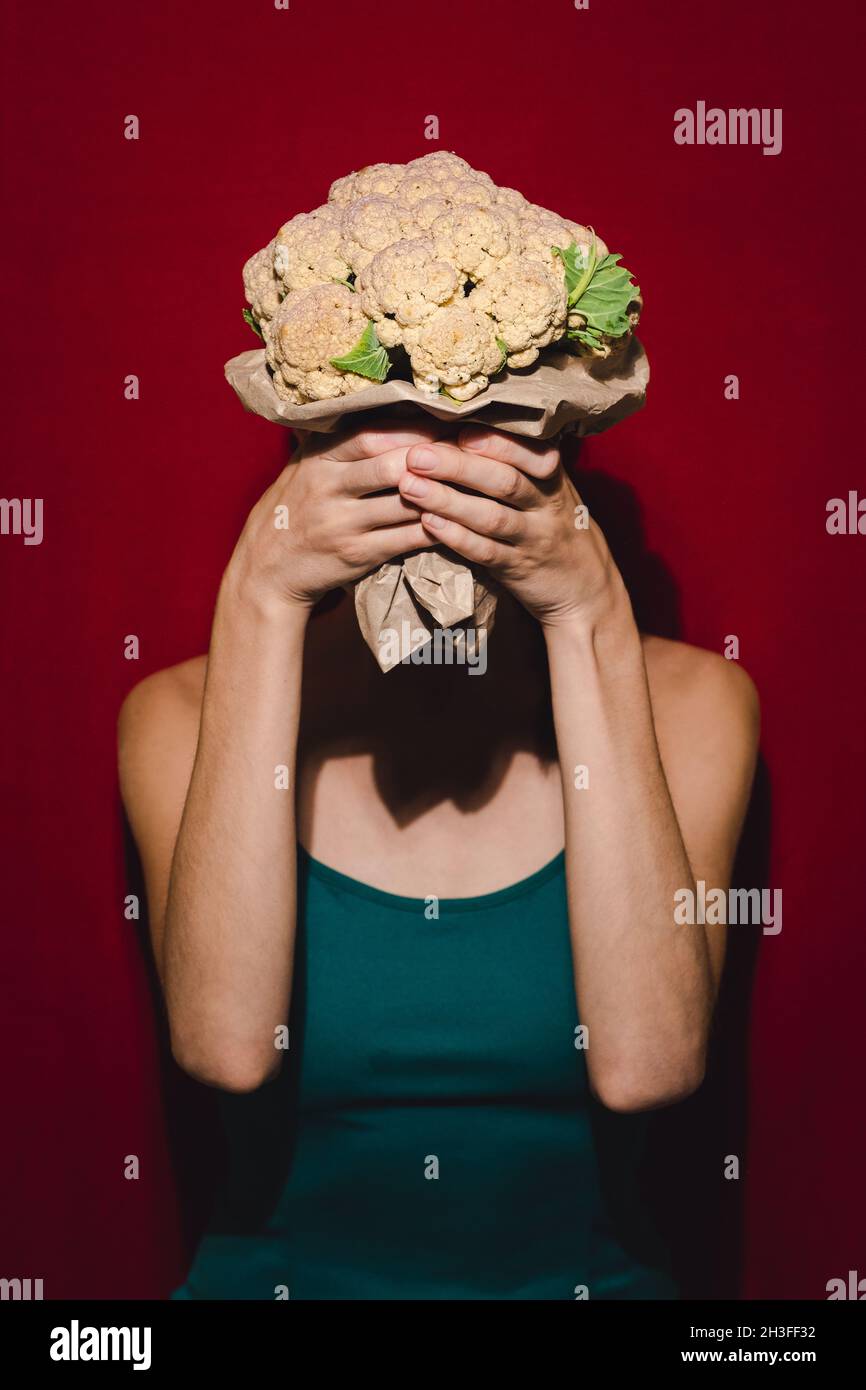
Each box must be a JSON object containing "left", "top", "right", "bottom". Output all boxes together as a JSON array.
[
  {"left": 224, "top": 339, "right": 649, "bottom": 671},
  {"left": 354, "top": 552, "right": 499, "bottom": 670}
]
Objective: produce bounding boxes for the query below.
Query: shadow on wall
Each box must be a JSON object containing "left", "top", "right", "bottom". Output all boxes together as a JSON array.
[
  {"left": 122, "top": 438, "right": 771, "bottom": 1299},
  {"left": 568, "top": 453, "right": 681, "bottom": 639}
]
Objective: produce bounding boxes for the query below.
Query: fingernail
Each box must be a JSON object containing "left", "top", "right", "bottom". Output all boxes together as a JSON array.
[
  {"left": 422, "top": 512, "right": 445, "bottom": 530},
  {"left": 410, "top": 446, "right": 439, "bottom": 470},
  {"left": 402, "top": 475, "right": 428, "bottom": 499}
]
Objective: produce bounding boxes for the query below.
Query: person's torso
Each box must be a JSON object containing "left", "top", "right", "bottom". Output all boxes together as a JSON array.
[{"left": 173, "top": 847, "right": 676, "bottom": 1301}]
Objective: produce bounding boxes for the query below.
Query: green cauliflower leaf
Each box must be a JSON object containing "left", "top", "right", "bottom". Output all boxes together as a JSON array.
[
  {"left": 553, "top": 235, "right": 640, "bottom": 347},
  {"left": 552, "top": 239, "right": 598, "bottom": 303},
  {"left": 330, "top": 321, "right": 391, "bottom": 382},
  {"left": 243, "top": 307, "right": 264, "bottom": 341}
]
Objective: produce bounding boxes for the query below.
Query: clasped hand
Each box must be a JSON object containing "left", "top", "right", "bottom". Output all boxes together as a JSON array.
[{"left": 228, "top": 420, "right": 624, "bottom": 630}]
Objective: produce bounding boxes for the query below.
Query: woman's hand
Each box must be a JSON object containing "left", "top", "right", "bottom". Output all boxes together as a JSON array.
[
  {"left": 398, "top": 428, "right": 628, "bottom": 630},
  {"left": 225, "top": 421, "right": 440, "bottom": 613}
]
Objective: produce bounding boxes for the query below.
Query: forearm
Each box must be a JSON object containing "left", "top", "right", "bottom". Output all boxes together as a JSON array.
[
  {"left": 545, "top": 589, "right": 713, "bottom": 1111},
  {"left": 163, "top": 575, "right": 308, "bottom": 1090}
]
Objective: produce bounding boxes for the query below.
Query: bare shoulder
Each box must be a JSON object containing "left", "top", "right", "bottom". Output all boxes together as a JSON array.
[
  {"left": 641, "top": 634, "right": 760, "bottom": 849},
  {"left": 118, "top": 655, "right": 207, "bottom": 749},
  {"left": 642, "top": 635, "right": 759, "bottom": 739},
  {"left": 117, "top": 656, "right": 207, "bottom": 820}
]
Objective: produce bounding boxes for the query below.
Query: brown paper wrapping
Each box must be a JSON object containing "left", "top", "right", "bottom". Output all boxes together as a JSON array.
[
  {"left": 353, "top": 554, "right": 500, "bottom": 668},
  {"left": 224, "top": 339, "right": 649, "bottom": 670}
]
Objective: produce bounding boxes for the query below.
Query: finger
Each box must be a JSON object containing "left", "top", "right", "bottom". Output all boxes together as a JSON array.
[
  {"left": 362, "top": 522, "right": 435, "bottom": 566},
  {"left": 405, "top": 442, "right": 540, "bottom": 509},
  {"left": 325, "top": 418, "right": 441, "bottom": 464},
  {"left": 340, "top": 447, "right": 416, "bottom": 497},
  {"left": 419, "top": 513, "right": 511, "bottom": 569},
  {"left": 456, "top": 427, "right": 560, "bottom": 480},
  {"left": 399, "top": 473, "right": 523, "bottom": 541},
  {"left": 351, "top": 493, "right": 423, "bottom": 529}
]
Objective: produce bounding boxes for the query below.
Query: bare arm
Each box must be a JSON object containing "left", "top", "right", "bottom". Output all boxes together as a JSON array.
[
  {"left": 118, "top": 423, "right": 438, "bottom": 1091},
  {"left": 397, "top": 428, "right": 760, "bottom": 1111},
  {"left": 544, "top": 606, "right": 759, "bottom": 1111},
  {"left": 163, "top": 590, "right": 306, "bottom": 1092}
]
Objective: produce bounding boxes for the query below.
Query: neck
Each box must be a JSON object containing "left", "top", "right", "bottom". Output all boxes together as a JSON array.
[{"left": 305, "top": 590, "right": 555, "bottom": 758}]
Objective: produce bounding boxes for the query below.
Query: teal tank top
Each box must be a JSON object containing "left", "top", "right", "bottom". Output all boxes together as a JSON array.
[{"left": 171, "top": 846, "right": 677, "bottom": 1300}]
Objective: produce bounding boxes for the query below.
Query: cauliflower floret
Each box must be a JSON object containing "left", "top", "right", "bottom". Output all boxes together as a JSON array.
[
  {"left": 341, "top": 196, "right": 417, "bottom": 273},
  {"left": 403, "top": 302, "right": 504, "bottom": 400},
  {"left": 394, "top": 173, "right": 442, "bottom": 207},
  {"left": 270, "top": 375, "right": 305, "bottom": 404},
  {"left": 327, "top": 171, "right": 358, "bottom": 204},
  {"left": 469, "top": 254, "right": 567, "bottom": 368},
  {"left": 496, "top": 186, "right": 529, "bottom": 212},
  {"left": 327, "top": 162, "right": 406, "bottom": 204},
  {"left": 273, "top": 206, "right": 350, "bottom": 293},
  {"left": 357, "top": 238, "right": 462, "bottom": 341},
  {"left": 406, "top": 151, "right": 498, "bottom": 195},
  {"left": 350, "top": 162, "right": 406, "bottom": 199},
  {"left": 436, "top": 175, "right": 497, "bottom": 207},
  {"left": 242, "top": 238, "right": 283, "bottom": 325},
  {"left": 430, "top": 204, "right": 511, "bottom": 283},
  {"left": 368, "top": 317, "right": 404, "bottom": 349},
  {"left": 519, "top": 206, "right": 608, "bottom": 269},
  {"left": 397, "top": 164, "right": 496, "bottom": 213},
  {"left": 490, "top": 203, "right": 524, "bottom": 241},
  {"left": 561, "top": 218, "right": 608, "bottom": 262},
  {"left": 517, "top": 209, "right": 575, "bottom": 268},
  {"left": 266, "top": 283, "right": 379, "bottom": 402},
  {"left": 404, "top": 150, "right": 475, "bottom": 183},
  {"left": 411, "top": 195, "right": 451, "bottom": 230}
]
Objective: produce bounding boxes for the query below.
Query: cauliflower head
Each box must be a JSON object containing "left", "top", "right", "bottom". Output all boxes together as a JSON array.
[{"left": 238, "top": 151, "right": 641, "bottom": 403}]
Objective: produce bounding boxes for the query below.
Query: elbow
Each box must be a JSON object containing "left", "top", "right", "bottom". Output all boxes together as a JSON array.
[
  {"left": 590, "top": 1057, "right": 707, "bottom": 1115},
  {"left": 170, "top": 1036, "right": 281, "bottom": 1094}
]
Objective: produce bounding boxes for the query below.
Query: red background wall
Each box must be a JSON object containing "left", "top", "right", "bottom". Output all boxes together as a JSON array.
[{"left": 1, "top": 0, "right": 864, "bottom": 1298}]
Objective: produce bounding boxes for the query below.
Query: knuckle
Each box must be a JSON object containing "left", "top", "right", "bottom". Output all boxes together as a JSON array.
[
  {"left": 372, "top": 456, "right": 391, "bottom": 490},
  {"left": 477, "top": 541, "right": 497, "bottom": 566},
  {"left": 448, "top": 449, "right": 466, "bottom": 482},
  {"left": 383, "top": 453, "right": 405, "bottom": 487},
  {"left": 405, "top": 524, "right": 429, "bottom": 552},
  {"left": 477, "top": 431, "right": 505, "bottom": 458},
  {"left": 335, "top": 536, "right": 366, "bottom": 568},
  {"left": 353, "top": 429, "right": 381, "bottom": 455},
  {"left": 427, "top": 480, "right": 450, "bottom": 510},
  {"left": 535, "top": 448, "right": 560, "bottom": 478},
  {"left": 304, "top": 500, "right": 327, "bottom": 535},
  {"left": 499, "top": 468, "right": 521, "bottom": 501}
]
